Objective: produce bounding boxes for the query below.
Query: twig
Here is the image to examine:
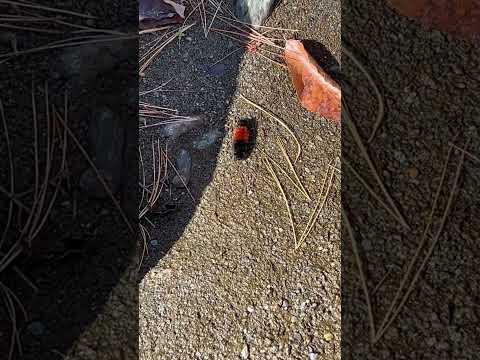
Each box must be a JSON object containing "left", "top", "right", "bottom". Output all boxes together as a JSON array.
[
  {"left": 343, "top": 99, "right": 409, "bottom": 229},
  {"left": 0, "top": 34, "right": 136, "bottom": 59},
  {"left": 54, "top": 106, "right": 135, "bottom": 236},
  {"left": 264, "top": 157, "right": 297, "bottom": 247},
  {"left": 276, "top": 138, "right": 311, "bottom": 201},
  {"left": 343, "top": 44, "right": 385, "bottom": 143},
  {"left": 342, "top": 207, "right": 376, "bottom": 343},
  {"left": 261, "top": 151, "right": 309, "bottom": 200},
  {"left": 344, "top": 159, "right": 405, "bottom": 226},
  {"left": 372, "top": 267, "right": 392, "bottom": 296},
  {"left": 450, "top": 143, "right": 480, "bottom": 163},
  {"left": 375, "top": 142, "right": 466, "bottom": 343},
  {"left": 296, "top": 164, "right": 335, "bottom": 250},
  {"left": 0, "top": 0, "right": 96, "bottom": 19},
  {"left": 240, "top": 95, "right": 301, "bottom": 162},
  {"left": 165, "top": 151, "right": 195, "bottom": 202},
  {"left": 0, "top": 100, "right": 15, "bottom": 249}
]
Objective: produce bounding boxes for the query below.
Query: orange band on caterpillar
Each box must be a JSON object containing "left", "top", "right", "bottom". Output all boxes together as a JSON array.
[{"left": 232, "top": 126, "right": 250, "bottom": 143}]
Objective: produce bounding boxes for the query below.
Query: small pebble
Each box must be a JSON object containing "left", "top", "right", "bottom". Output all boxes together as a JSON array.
[
  {"left": 172, "top": 149, "right": 192, "bottom": 188},
  {"left": 27, "top": 321, "right": 45, "bottom": 336},
  {"left": 407, "top": 167, "right": 419, "bottom": 178},
  {"left": 308, "top": 352, "right": 319, "bottom": 360},
  {"left": 240, "top": 344, "right": 249, "bottom": 359},
  {"left": 323, "top": 332, "right": 333, "bottom": 342}
]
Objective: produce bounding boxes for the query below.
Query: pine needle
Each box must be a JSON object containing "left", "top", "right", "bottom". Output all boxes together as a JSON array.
[
  {"left": 240, "top": 95, "right": 301, "bottom": 162},
  {"left": 263, "top": 157, "right": 298, "bottom": 247}
]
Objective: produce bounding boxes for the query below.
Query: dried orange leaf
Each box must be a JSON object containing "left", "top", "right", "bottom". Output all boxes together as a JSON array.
[
  {"left": 284, "top": 39, "right": 341, "bottom": 123},
  {"left": 387, "top": 0, "right": 480, "bottom": 45}
]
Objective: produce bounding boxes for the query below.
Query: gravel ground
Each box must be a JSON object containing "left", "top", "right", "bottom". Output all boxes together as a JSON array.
[
  {"left": 343, "top": 0, "right": 480, "bottom": 358},
  {"left": 139, "top": 0, "right": 341, "bottom": 359}
]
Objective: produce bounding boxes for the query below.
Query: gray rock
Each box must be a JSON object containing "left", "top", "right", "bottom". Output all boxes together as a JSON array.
[
  {"left": 193, "top": 129, "right": 222, "bottom": 150},
  {"left": 240, "top": 344, "right": 249, "bottom": 359},
  {"left": 59, "top": 39, "right": 134, "bottom": 88},
  {"left": 27, "top": 321, "right": 46, "bottom": 336},
  {"left": 160, "top": 116, "right": 204, "bottom": 139},
  {"left": 233, "top": 0, "right": 277, "bottom": 26},
  {"left": 172, "top": 149, "right": 192, "bottom": 188},
  {"left": 198, "top": 63, "right": 227, "bottom": 77},
  {"left": 80, "top": 106, "right": 125, "bottom": 198}
]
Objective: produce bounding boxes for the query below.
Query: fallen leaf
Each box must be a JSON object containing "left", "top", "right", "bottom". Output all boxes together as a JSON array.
[
  {"left": 387, "top": 0, "right": 480, "bottom": 45},
  {"left": 139, "top": 0, "right": 186, "bottom": 30},
  {"left": 284, "top": 39, "right": 341, "bottom": 123}
]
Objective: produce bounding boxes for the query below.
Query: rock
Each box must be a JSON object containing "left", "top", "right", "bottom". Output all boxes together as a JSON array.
[
  {"left": 407, "top": 167, "right": 419, "bottom": 178},
  {"left": 27, "top": 321, "right": 46, "bottom": 336},
  {"left": 198, "top": 63, "right": 227, "bottom": 77},
  {"left": 139, "top": 0, "right": 185, "bottom": 30},
  {"left": 172, "top": 149, "right": 192, "bottom": 188},
  {"left": 80, "top": 168, "right": 116, "bottom": 198},
  {"left": 80, "top": 106, "right": 125, "bottom": 198},
  {"left": 193, "top": 129, "right": 222, "bottom": 149},
  {"left": 233, "top": 0, "right": 277, "bottom": 26},
  {"left": 323, "top": 332, "right": 334, "bottom": 342},
  {"left": 160, "top": 116, "right": 204, "bottom": 139},
  {"left": 0, "top": 32, "right": 17, "bottom": 52},
  {"left": 59, "top": 39, "right": 134, "bottom": 88},
  {"left": 240, "top": 344, "right": 250, "bottom": 359},
  {"left": 308, "top": 352, "right": 319, "bottom": 360},
  {"left": 284, "top": 40, "right": 341, "bottom": 122}
]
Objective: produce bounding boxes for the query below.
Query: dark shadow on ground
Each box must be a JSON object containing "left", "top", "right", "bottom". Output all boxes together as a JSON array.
[
  {"left": 342, "top": 1, "right": 480, "bottom": 358},
  {"left": 0, "top": 0, "right": 252, "bottom": 358},
  {"left": 137, "top": 2, "right": 249, "bottom": 279},
  {"left": 0, "top": 1, "right": 138, "bottom": 359}
]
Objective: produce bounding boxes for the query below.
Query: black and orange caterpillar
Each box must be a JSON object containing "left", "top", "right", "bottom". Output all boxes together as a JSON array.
[{"left": 232, "top": 118, "right": 255, "bottom": 160}]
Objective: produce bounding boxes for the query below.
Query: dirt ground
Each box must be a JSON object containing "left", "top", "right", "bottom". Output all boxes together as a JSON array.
[
  {"left": 0, "top": 1, "right": 137, "bottom": 359},
  {"left": 342, "top": 0, "right": 480, "bottom": 358},
  {"left": 138, "top": 0, "right": 341, "bottom": 359}
]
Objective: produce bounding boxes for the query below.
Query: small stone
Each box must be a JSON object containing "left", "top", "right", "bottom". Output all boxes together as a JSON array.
[
  {"left": 247, "top": 306, "right": 255, "bottom": 313},
  {"left": 324, "top": 332, "right": 334, "bottom": 342},
  {"left": 193, "top": 129, "right": 222, "bottom": 150},
  {"left": 172, "top": 149, "right": 192, "bottom": 188},
  {"left": 80, "top": 106, "right": 125, "bottom": 198},
  {"left": 80, "top": 168, "right": 115, "bottom": 198},
  {"left": 150, "top": 239, "right": 159, "bottom": 246},
  {"left": 393, "top": 150, "right": 407, "bottom": 164},
  {"left": 308, "top": 352, "right": 319, "bottom": 360},
  {"left": 233, "top": 0, "right": 276, "bottom": 26},
  {"left": 240, "top": 344, "right": 249, "bottom": 359},
  {"left": 27, "top": 321, "right": 45, "bottom": 336},
  {"left": 299, "top": 300, "right": 309, "bottom": 311},
  {"left": 0, "top": 32, "right": 17, "bottom": 52},
  {"left": 198, "top": 63, "right": 227, "bottom": 77},
  {"left": 407, "top": 167, "right": 419, "bottom": 178},
  {"left": 161, "top": 116, "right": 204, "bottom": 138}
]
